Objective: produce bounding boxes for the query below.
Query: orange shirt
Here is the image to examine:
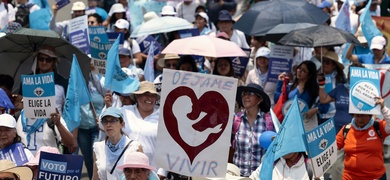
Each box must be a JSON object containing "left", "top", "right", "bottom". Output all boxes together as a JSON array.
[{"left": 336, "top": 120, "right": 388, "bottom": 180}]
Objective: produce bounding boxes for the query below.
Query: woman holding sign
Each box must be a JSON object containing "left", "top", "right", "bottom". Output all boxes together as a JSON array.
[{"left": 336, "top": 98, "right": 390, "bottom": 179}]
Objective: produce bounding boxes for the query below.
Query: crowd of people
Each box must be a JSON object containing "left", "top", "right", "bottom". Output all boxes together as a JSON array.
[{"left": 0, "top": 0, "right": 390, "bottom": 180}]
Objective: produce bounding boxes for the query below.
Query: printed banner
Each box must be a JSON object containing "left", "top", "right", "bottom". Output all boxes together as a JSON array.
[
  {"left": 305, "top": 118, "right": 337, "bottom": 177},
  {"left": 154, "top": 69, "right": 237, "bottom": 177},
  {"left": 349, "top": 67, "right": 381, "bottom": 114},
  {"left": 55, "top": 0, "right": 70, "bottom": 10},
  {"left": 37, "top": 152, "right": 84, "bottom": 180},
  {"left": 268, "top": 45, "right": 294, "bottom": 83},
  {"left": 21, "top": 73, "right": 56, "bottom": 118},
  {"left": 137, "top": 35, "right": 162, "bottom": 55},
  {"left": 90, "top": 40, "right": 112, "bottom": 75},
  {"left": 0, "top": 143, "right": 28, "bottom": 166},
  {"left": 231, "top": 48, "right": 251, "bottom": 78},
  {"left": 88, "top": 26, "right": 109, "bottom": 43},
  {"left": 69, "top": 15, "right": 89, "bottom": 54}
]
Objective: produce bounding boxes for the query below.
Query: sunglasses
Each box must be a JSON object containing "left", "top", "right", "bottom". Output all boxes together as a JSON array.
[
  {"left": 322, "top": 59, "right": 333, "bottom": 65},
  {"left": 88, "top": 21, "right": 96, "bottom": 25},
  {"left": 101, "top": 118, "right": 120, "bottom": 125},
  {"left": 241, "top": 91, "right": 256, "bottom": 97},
  {"left": 165, "top": 63, "right": 177, "bottom": 68},
  {"left": 38, "top": 57, "right": 54, "bottom": 63}
]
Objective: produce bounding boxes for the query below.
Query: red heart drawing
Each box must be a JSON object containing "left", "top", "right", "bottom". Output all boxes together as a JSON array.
[
  {"left": 163, "top": 86, "right": 230, "bottom": 164},
  {"left": 378, "top": 68, "right": 390, "bottom": 98}
]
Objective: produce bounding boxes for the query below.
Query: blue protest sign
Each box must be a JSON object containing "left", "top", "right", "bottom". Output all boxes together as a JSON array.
[
  {"left": 88, "top": 26, "right": 109, "bottom": 43},
  {"left": 305, "top": 118, "right": 337, "bottom": 177},
  {"left": 268, "top": 45, "right": 294, "bottom": 83},
  {"left": 349, "top": 67, "right": 381, "bottom": 114},
  {"left": 0, "top": 143, "right": 29, "bottom": 166},
  {"left": 231, "top": 48, "right": 251, "bottom": 78},
  {"left": 21, "top": 73, "right": 56, "bottom": 118},
  {"left": 282, "top": 98, "right": 309, "bottom": 116},
  {"left": 178, "top": 28, "right": 200, "bottom": 39},
  {"left": 90, "top": 40, "right": 112, "bottom": 75},
  {"left": 69, "top": 15, "right": 90, "bottom": 54},
  {"left": 107, "top": 32, "right": 124, "bottom": 44},
  {"left": 137, "top": 35, "right": 162, "bottom": 55},
  {"left": 55, "top": 0, "right": 70, "bottom": 10},
  {"left": 37, "top": 152, "right": 84, "bottom": 180}
]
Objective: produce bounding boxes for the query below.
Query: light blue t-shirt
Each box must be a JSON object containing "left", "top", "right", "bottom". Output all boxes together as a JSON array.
[{"left": 357, "top": 53, "right": 390, "bottom": 64}]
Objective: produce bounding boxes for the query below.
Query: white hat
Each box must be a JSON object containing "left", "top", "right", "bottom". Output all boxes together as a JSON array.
[
  {"left": 370, "top": 36, "right": 386, "bottom": 50},
  {"left": 71, "top": 1, "right": 86, "bottom": 11},
  {"left": 0, "top": 114, "right": 16, "bottom": 128},
  {"left": 114, "top": 19, "right": 129, "bottom": 30},
  {"left": 161, "top": 5, "right": 176, "bottom": 16},
  {"left": 195, "top": 12, "right": 209, "bottom": 23},
  {"left": 255, "top": 47, "right": 271, "bottom": 59},
  {"left": 109, "top": 3, "right": 126, "bottom": 16},
  {"left": 143, "top": 12, "right": 159, "bottom": 23},
  {"left": 192, "top": 163, "right": 250, "bottom": 180}
]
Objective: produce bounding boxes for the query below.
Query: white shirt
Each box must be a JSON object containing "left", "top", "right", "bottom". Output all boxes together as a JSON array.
[{"left": 176, "top": 1, "right": 199, "bottom": 23}]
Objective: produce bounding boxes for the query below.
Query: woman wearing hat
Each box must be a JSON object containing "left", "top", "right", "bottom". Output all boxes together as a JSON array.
[
  {"left": 117, "top": 152, "right": 159, "bottom": 180},
  {"left": 315, "top": 51, "right": 347, "bottom": 125},
  {"left": 121, "top": 81, "right": 160, "bottom": 170},
  {"left": 232, "top": 83, "right": 274, "bottom": 177},
  {"left": 246, "top": 47, "right": 277, "bottom": 106},
  {"left": 214, "top": 10, "right": 249, "bottom": 49},
  {"left": 194, "top": 12, "right": 212, "bottom": 35},
  {"left": 92, "top": 107, "right": 142, "bottom": 180},
  {"left": 104, "top": 3, "right": 127, "bottom": 32},
  {"left": 0, "top": 159, "right": 33, "bottom": 180}
]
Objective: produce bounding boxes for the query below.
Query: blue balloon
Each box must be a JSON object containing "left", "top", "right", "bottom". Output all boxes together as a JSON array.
[{"left": 259, "top": 131, "right": 277, "bottom": 149}]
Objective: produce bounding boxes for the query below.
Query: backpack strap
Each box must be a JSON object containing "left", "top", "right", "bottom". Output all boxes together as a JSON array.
[
  {"left": 373, "top": 121, "right": 382, "bottom": 139},
  {"left": 231, "top": 112, "right": 243, "bottom": 149},
  {"left": 343, "top": 123, "right": 351, "bottom": 139},
  {"left": 304, "top": 157, "right": 313, "bottom": 180}
]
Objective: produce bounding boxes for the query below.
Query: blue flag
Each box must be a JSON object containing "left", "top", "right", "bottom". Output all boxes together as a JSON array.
[
  {"left": 104, "top": 35, "right": 140, "bottom": 94},
  {"left": 62, "top": 55, "right": 91, "bottom": 132},
  {"left": 335, "top": 0, "right": 351, "bottom": 33},
  {"left": 29, "top": 0, "right": 51, "bottom": 30},
  {"left": 360, "top": 0, "right": 382, "bottom": 48},
  {"left": 260, "top": 96, "right": 307, "bottom": 179},
  {"left": 144, "top": 42, "right": 155, "bottom": 82}
]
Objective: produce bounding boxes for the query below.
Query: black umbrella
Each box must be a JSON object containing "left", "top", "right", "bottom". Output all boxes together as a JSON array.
[
  {"left": 263, "top": 23, "right": 317, "bottom": 44},
  {"left": 233, "top": 0, "right": 330, "bottom": 36},
  {"left": 0, "top": 28, "right": 90, "bottom": 93},
  {"left": 277, "top": 25, "right": 362, "bottom": 47}
]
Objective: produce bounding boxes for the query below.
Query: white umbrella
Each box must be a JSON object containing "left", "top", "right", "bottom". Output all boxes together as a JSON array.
[{"left": 130, "top": 16, "right": 194, "bottom": 38}]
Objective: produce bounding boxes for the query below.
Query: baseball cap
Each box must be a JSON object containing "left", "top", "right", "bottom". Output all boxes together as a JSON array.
[
  {"left": 114, "top": 19, "right": 129, "bottom": 30},
  {"left": 119, "top": 48, "right": 132, "bottom": 56},
  {"left": 0, "top": 114, "right": 16, "bottom": 128},
  {"left": 72, "top": 1, "right": 86, "bottom": 11},
  {"left": 370, "top": 36, "right": 386, "bottom": 50},
  {"left": 100, "top": 107, "right": 124, "bottom": 120},
  {"left": 318, "top": 0, "right": 332, "bottom": 8},
  {"left": 255, "top": 47, "right": 271, "bottom": 59},
  {"left": 195, "top": 12, "right": 209, "bottom": 23}
]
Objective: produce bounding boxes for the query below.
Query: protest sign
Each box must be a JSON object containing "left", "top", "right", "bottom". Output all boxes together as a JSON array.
[
  {"left": 154, "top": 69, "right": 237, "bottom": 177},
  {"left": 107, "top": 32, "right": 124, "bottom": 44},
  {"left": 268, "top": 45, "right": 293, "bottom": 83},
  {"left": 0, "top": 143, "right": 28, "bottom": 166},
  {"left": 55, "top": 0, "right": 70, "bottom": 10},
  {"left": 21, "top": 73, "right": 56, "bottom": 118},
  {"left": 178, "top": 28, "right": 200, "bottom": 39},
  {"left": 231, "top": 48, "right": 251, "bottom": 78},
  {"left": 69, "top": 15, "right": 89, "bottom": 54},
  {"left": 305, "top": 118, "right": 337, "bottom": 177},
  {"left": 349, "top": 67, "right": 381, "bottom": 114},
  {"left": 88, "top": 26, "right": 109, "bottom": 43},
  {"left": 90, "top": 40, "right": 112, "bottom": 75},
  {"left": 37, "top": 152, "right": 83, "bottom": 180},
  {"left": 136, "top": 35, "right": 162, "bottom": 55}
]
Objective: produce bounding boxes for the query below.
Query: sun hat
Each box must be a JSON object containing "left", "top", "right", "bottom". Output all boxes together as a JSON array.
[
  {"left": 236, "top": 83, "right": 271, "bottom": 113},
  {"left": 72, "top": 1, "right": 86, "bottom": 11},
  {"left": 109, "top": 3, "right": 126, "bottom": 16},
  {"left": 160, "top": 5, "right": 176, "bottom": 16},
  {"left": 192, "top": 163, "right": 250, "bottom": 180},
  {"left": 130, "top": 81, "right": 160, "bottom": 101},
  {"left": 117, "top": 152, "right": 156, "bottom": 171},
  {"left": 143, "top": 12, "right": 159, "bottom": 23},
  {"left": 157, "top": 53, "right": 180, "bottom": 67},
  {"left": 217, "top": 10, "right": 234, "bottom": 23},
  {"left": 315, "top": 51, "right": 344, "bottom": 71},
  {"left": 370, "top": 36, "right": 386, "bottom": 50},
  {"left": 100, "top": 107, "right": 124, "bottom": 120},
  {"left": 38, "top": 45, "right": 57, "bottom": 58},
  {"left": 24, "top": 146, "right": 60, "bottom": 166},
  {"left": 114, "top": 19, "right": 129, "bottom": 30},
  {"left": 0, "top": 114, "right": 16, "bottom": 128},
  {"left": 255, "top": 47, "right": 271, "bottom": 59},
  {"left": 0, "top": 160, "right": 33, "bottom": 180},
  {"left": 119, "top": 47, "right": 132, "bottom": 56},
  {"left": 195, "top": 12, "right": 209, "bottom": 23}
]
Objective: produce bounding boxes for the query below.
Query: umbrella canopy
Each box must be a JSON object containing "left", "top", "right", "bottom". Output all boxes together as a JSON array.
[
  {"left": 263, "top": 23, "right": 317, "bottom": 44},
  {"left": 277, "top": 25, "right": 362, "bottom": 47},
  {"left": 0, "top": 28, "right": 90, "bottom": 93},
  {"left": 234, "top": 0, "right": 330, "bottom": 36},
  {"left": 131, "top": 16, "right": 194, "bottom": 38},
  {"left": 161, "top": 35, "right": 248, "bottom": 58}
]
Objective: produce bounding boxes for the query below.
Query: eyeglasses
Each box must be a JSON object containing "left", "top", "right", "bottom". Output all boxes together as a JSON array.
[
  {"left": 241, "top": 91, "right": 256, "bottom": 97},
  {"left": 322, "top": 59, "right": 332, "bottom": 65},
  {"left": 101, "top": 118, "right": 120, "bottom": 125},
  {"left": 38, "top": 57, "right": 54, "bottom": 63},
  {"left": 165, "top": 63, "right": 177, "bottom": 68},
  {"left": 88, "top": 21, "right": 96, "bottom": 25}
]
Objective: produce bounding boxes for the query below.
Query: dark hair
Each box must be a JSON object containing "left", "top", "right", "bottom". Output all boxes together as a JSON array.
[
  {"left": 0, "top": 74, "right": 14, "bottom": 91},
  {"left": 110, "top": 12, "right": 127, "bottom": 24},
  {"left": 195, "top": 5, "right": 207, "bottom": 13},
  {"left": 212, "top": 58, "right": 235, "bottom": 77},
  {"left": 88, "top": 13, "right": 103, "bottom": 24},
  {"left": 290, "top": 61, "right": 318, "bottom": 107},
  {"left": 176, "top": 55, "right": 198, "bottom": 72}
]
